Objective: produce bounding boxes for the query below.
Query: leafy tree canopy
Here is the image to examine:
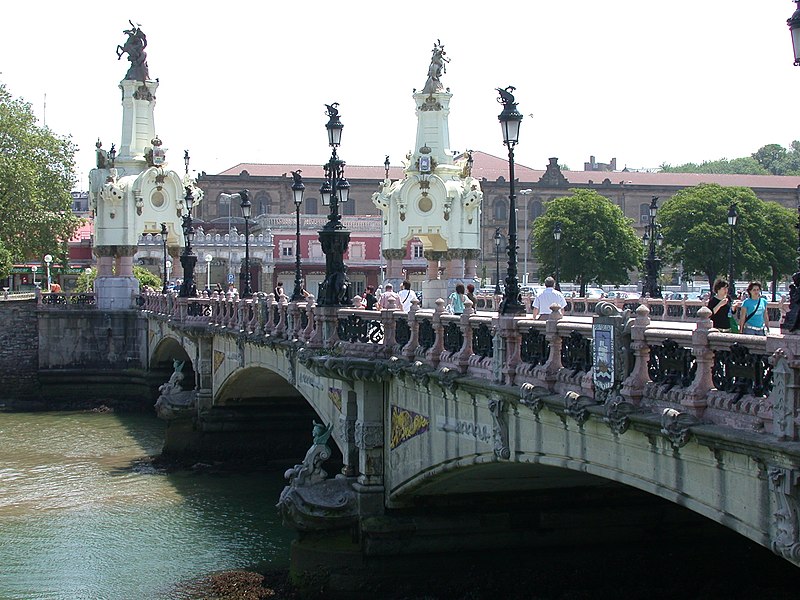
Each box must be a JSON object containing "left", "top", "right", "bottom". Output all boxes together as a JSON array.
[
  {"left": 0, "top": 82, "right": 80, "bottom": 278},
  {"left": 531, "top": 189, "right": 642, "bottom": 295},
  {"left": 75, "top": 266, "right": 161, "bottom": 293},
  {"left": 659, "top": 142, "right": 800, "bottom": 176},
  {"left": 657, "top": 184, "right": 777, "bottom": 289}
]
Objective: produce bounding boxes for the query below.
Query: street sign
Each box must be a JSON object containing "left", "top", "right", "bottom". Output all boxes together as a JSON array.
[{"left": 227, "top": 273, "right": 234, "bottom": 284}]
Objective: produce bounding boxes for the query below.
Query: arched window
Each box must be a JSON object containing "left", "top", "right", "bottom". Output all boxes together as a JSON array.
[
  {"left": 255, "top": 192, "right": 271, "bottom": 216},
  {"left": 494, "top": 198, "right": 507, "bottom": 221},
  {"left": 217, "top": 192, "right": 230, "bottom": 219},
  {"left": 305, "top": 197, "right": 318, "bottom": 215},
  {"left": 529, "top": 199, "right": 543, "bottom": 220},
  {"left": 639, "top": 203, "right": 650, "bottom": 224}
]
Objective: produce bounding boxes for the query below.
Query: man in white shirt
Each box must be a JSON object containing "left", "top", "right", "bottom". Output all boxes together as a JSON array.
[
  {"left": 377, "top": 282, "right": 402, "bottom": 310},
  {"left": 399, "top": 280, "right": 417, "bottom": 312},
  {"left": 531, "top": 277, "right": 567, "bottom": 319}
]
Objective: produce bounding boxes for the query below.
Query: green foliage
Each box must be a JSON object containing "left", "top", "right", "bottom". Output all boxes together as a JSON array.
[
  {"left": 657, "top": 184, "right": 776, "bottom": 288},
  {"left": 531, "top": 189, "right": 642, "bottom": 294},
  {"left": 74, "top": 266, "right": 160, "bottom": 293},
  {"left": 0, "top": 242, "right": 12, "bottom": 279},
  {"left": 134, "top": 265, "right": 162, "bottom": 289},
  {"left": 659, "top": 157, "right": 767, "bottom": 175},
  {"left": 756, "top": 201, "right": 797, "bottom": 296},
  {"left": 0, "top": 83, "right": 80, "bottom": 263}
]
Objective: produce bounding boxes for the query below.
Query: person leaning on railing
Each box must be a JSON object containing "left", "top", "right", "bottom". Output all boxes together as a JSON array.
[
  {"left": 738, "top": 281, "right": 768, "bottom": 336},
  {"left": 707, "top": 278, "right": 733, "bottom": 332}
]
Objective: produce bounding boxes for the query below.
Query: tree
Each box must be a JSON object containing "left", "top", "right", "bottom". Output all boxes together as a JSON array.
[
  {"left": 75, "top": 266, "right": 161, "bottom": 293},
  {"left": 755, "top": 201, "right": 796, "bottom": 300},
  {"left": 657, "top": 184, "right": 771, "bottom": 290},
  {"left": 659, "top": 157, "right": 767, "bottom": 175},
  {"left": 0, "top": 82, "right": 80, "bottom": 278},
  {"left": 531, "top": 189, "right": 642, "bottom": 296},
  {"left": 752, "top": 143, "right": 789, "bottom": 175}
]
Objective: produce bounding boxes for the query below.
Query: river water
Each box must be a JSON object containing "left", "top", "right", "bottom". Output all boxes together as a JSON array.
[{"left": 0, "top": 411, "right": 294, "bottom": 600}]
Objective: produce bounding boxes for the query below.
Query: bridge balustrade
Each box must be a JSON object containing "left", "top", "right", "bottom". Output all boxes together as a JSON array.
[
  {"left": 139, "top": 291, "right": 797, "bottom": 437},
  {"left": 36, "top": 291, "right": 97, "bottom": 308}
]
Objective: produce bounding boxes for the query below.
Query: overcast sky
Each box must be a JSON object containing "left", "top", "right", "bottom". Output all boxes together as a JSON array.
[{"left": 1, "top": 2, "right": 797, "bottom": 189}]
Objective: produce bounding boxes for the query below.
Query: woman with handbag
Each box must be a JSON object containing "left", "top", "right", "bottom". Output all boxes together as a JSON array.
[{"left": 738, "top": 281, "right": 768, "bottom": 336}]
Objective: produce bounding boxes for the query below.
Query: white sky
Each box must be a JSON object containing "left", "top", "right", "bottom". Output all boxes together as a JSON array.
[{"left": 1, "top": 1, "right": 797, "bottom": 189}]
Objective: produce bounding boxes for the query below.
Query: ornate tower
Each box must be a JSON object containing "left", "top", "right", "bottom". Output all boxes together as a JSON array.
[
  {"left": 88, "top": 23, "right": 201, "bottom": 309},
  {"left": 372, "top": 41, "right": 483, "bottom": 307}
]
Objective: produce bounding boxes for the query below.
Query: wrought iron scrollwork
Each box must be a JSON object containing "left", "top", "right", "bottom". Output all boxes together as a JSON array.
[
  {"left": 336, "top": 314, "right": 384, "bottom": 344},
  {"left": 395, "top": 318, "right": 411, "bottom": 347},
  {"left": 712, "top": 342, "right": 773, "bottom": 400},
  {"left": 443, "top": 322, "right": 463, "bottom": 354},
  {"left": 685, "top": 304, "right": 701, "bottom": 318},
  {"left": 40, "top": 294, "right": 67, "bottom": 305},
  {"left": 520, "top": 327, "right": 549, "bottom": 366},
  {"left": 561, "top": 331, "right": 592, "bottom": 374},
  {"left": 768, "top": 306, "right": 782, "bottom": 324},
  {"left": 649, "top": 304, "right": 665, "bottom": 317},
  {"left": 648, "top": 338, "right": 696, "bottom": 390},
  {"left": 272, "top": 305, "right": 280, "bottom": 323},
  {"left": 300, "top": 310, "right": 309, "bottom": 330},
  {"left": 187, "top": 301, "right": 211, "bottom": 317},
  {"left": 666, "top": 304, "right": 683, "bottom": 318},
  {"left": 418, "top": 319, "right": 435, "bottom": 350},
  {"left": 472, "top": 323, "right": 493, "bottom": 358}
]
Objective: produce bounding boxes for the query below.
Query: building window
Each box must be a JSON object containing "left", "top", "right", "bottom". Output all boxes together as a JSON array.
[
  {"left": 639, "top": 203, "right": 650, "bottom": 224},
  {"left": 348, "top": 242, "right": 365, "bottom": 260},
  {"left": 255, "top": 192, "right": 271, "bottom": 216},
  {"left": 309, "top": 241, "right": 324, "bottom": 259},
  {"left": 279, "top": 240, "right": 295, "bottom": 258},
  {"left": 342, "top": 197, "right": 356, "bottom": 216},
  {"left": 412, "top": 244, "right": 424, "bottom": 259},
  {"left": 218, "top": 192, "right": 231, "bottom": 219},
  {"left": 529, "top": 200, "right": 543, "bottom": 220},
  {"left": 305, "top": 198, "right": 318, "bottom": 215},
  {"left": 494, "top": 198, "right": 507, "bottom": 221}
]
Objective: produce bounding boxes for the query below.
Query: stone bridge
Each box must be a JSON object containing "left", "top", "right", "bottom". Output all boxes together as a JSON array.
[{"left": 139, "top": 290, "right": 800, "bottom": 591}]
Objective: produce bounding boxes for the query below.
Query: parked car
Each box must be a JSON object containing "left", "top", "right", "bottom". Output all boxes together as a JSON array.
[{"left": 585, "top": 287, "right": 606, "bottom": 299}]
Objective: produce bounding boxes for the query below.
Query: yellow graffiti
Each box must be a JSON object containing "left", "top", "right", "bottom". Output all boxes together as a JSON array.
[
  {"left": 328, "top": 387, "right": 342, "bottom": 411},
  {"left": 390, "top": 405, "right": 430, "bottom": 449}
]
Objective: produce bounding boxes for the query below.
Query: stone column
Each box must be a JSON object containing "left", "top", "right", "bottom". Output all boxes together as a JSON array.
[
  {"left": 682, "top": 306, "right": 715, "bottom": 417},
  {"left": 464, "top": 249, "right": 480, "bottom": 280},
  {"left": 445, "top": 249, "right": 466, "bottom": 280},
  {"left": 423, "top": 250, "right": 445, "bottom": 281},
  {"left": 353, "top": 380, "right": 385, "bottom": 516},
  {"left": 621, "top": 305, "right": 652, "bottom": 406},
  {"left": 383, "top": 249, "right": 406, "bottom": 280}
]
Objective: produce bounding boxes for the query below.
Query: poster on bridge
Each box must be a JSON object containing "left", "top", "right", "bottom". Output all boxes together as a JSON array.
[{"left": 592, "top": 323, "right": 614, "bottom": 390}]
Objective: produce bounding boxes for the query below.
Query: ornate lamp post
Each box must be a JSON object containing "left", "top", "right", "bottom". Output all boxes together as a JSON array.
[
  {"left": 31, "top": 265, "right": 37, "bottom": 288},
  {"left": 496, "top": 86, "right": 524, "bottom": 315},
  {"left": 178, "top": 187, "right": 197, "bottom": 298},
  {"left": 553, "top": 222, "right": 562, "bottom": 291},
  {"left": 494, "top": 228, "right": 502, "bottom": 296},
  {"left": 165, "top": 260, "right": 172, "bottom": 286},
  {"left": 44, "top": 254, "right": 53, "bottom": 291},
  {"left": 784, "top": 3, "right": 800, "bottom": 330},
  {"left": 727, "top": 202, "right": 739, "bottom": 299},
  {"left": 290, "top": 171, "right": 306, "bottom": 301},
  {"left": 240, "top": 190, "right": 252, "bottom": 298},
  {"left": 317, "top": 103, "right": 352, "bottom": 307},
  {"left": 160, "top": 222, "right": 169, "bottom": 294},
  {"left": 204, "top": 253, "right": 213, "bottom": 291},
  {"left": 641, "top": 196, "right": 663, "bottom": 298}
]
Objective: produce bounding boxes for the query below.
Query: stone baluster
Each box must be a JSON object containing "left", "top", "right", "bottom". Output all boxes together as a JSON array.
[
  {"left": 381, "top": 309, "right": 397, "bottom": 349},
  {"left": 454, "top": 299, "right": 475, "bottom": 373},
  {"left": 681, "top": 306, "right": 715, "bottom": 417},
  {"left": 535, "top": 307, "right": 564, "bottom": 391},
  {"left": 315, "top": 306, "right": 341, "bottom": 350},
  {"left": 496, "top": 312, "right": 523, "bottom": 386},
  {"left": 425, "top": 298, "right": 447, "bottom": 368},
  {"left": 236, "top": 298, "right": 246, "bottom": 332},
  {"left": 402, "top": 298, "right": 421, "bottom": 361},
  {"left": 274, "top": 294, "right": 288, "bottom": 338},
  {"left": 301, "top": 296, "right": 316, "bottom": 343},
  {"left": 620, "top": 304, "right": 652, "bottom": 406},
  {"left": 288, "top": 299, "right": 303, "bottom": 340},
  {"left": 264, "top": 293, "right": 277, "bottom": 335}
]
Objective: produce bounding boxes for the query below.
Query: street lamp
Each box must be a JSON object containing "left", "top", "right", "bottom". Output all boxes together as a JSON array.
[
  {"left": 44, "top": 254, "right": 53, "bottom": 292},
  {"left": 496, "top": 86, "right": 524, "bottom": 315},
  {"left": 290, "top": 171, "right": 306, "bottom": 302},
  {"left": 641, "top": 196, "right": 663, "bottom": 299},
  {"left": 240, "top": 190, "right": 252, "bottom": 298},
  {"left": 160, "top": 222, "right": 169, "bottom": 294},
  {"left": 494, "top": 227, "right": 502, "bottom": 296},
  {"left": 178, "top": 186, "right": 197, "bottom": 298},
  {"left": 165, "top": 260, "right": 172, "bottom": 287},
  {"left": 727, "top": 202, "right": 739, "bottom": 299},
  {"left": 789, "top": 1, "right": 800, "bottom": 65},
  {"left": 317, "top": 103, "right": 352, "bottom": 307},
  {"left": 31, "top": 265, "right": 38, "bottom": 288},
  {"left": 553, "top": 222, "right": 562, "bottom": 291},
  {"left": 204, "top": 253, "right": 213, "bottom": 292}
]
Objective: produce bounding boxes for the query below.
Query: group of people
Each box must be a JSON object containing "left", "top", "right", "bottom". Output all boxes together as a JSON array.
[
  {"left": 707, "top": 279, "right": 769, "bottom": 336},
  {"left": 360, "top": 281, "right": 418, "bottom": 312}
]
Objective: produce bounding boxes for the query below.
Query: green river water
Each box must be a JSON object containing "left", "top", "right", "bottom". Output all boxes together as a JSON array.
[{"left": 0, "top": 411, "right": 294, "bottom": 600}]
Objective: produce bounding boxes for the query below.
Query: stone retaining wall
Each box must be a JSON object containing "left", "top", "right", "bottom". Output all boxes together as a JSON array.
[{"left": 0, "top": 298, "right": 40, "bottom": 402}]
